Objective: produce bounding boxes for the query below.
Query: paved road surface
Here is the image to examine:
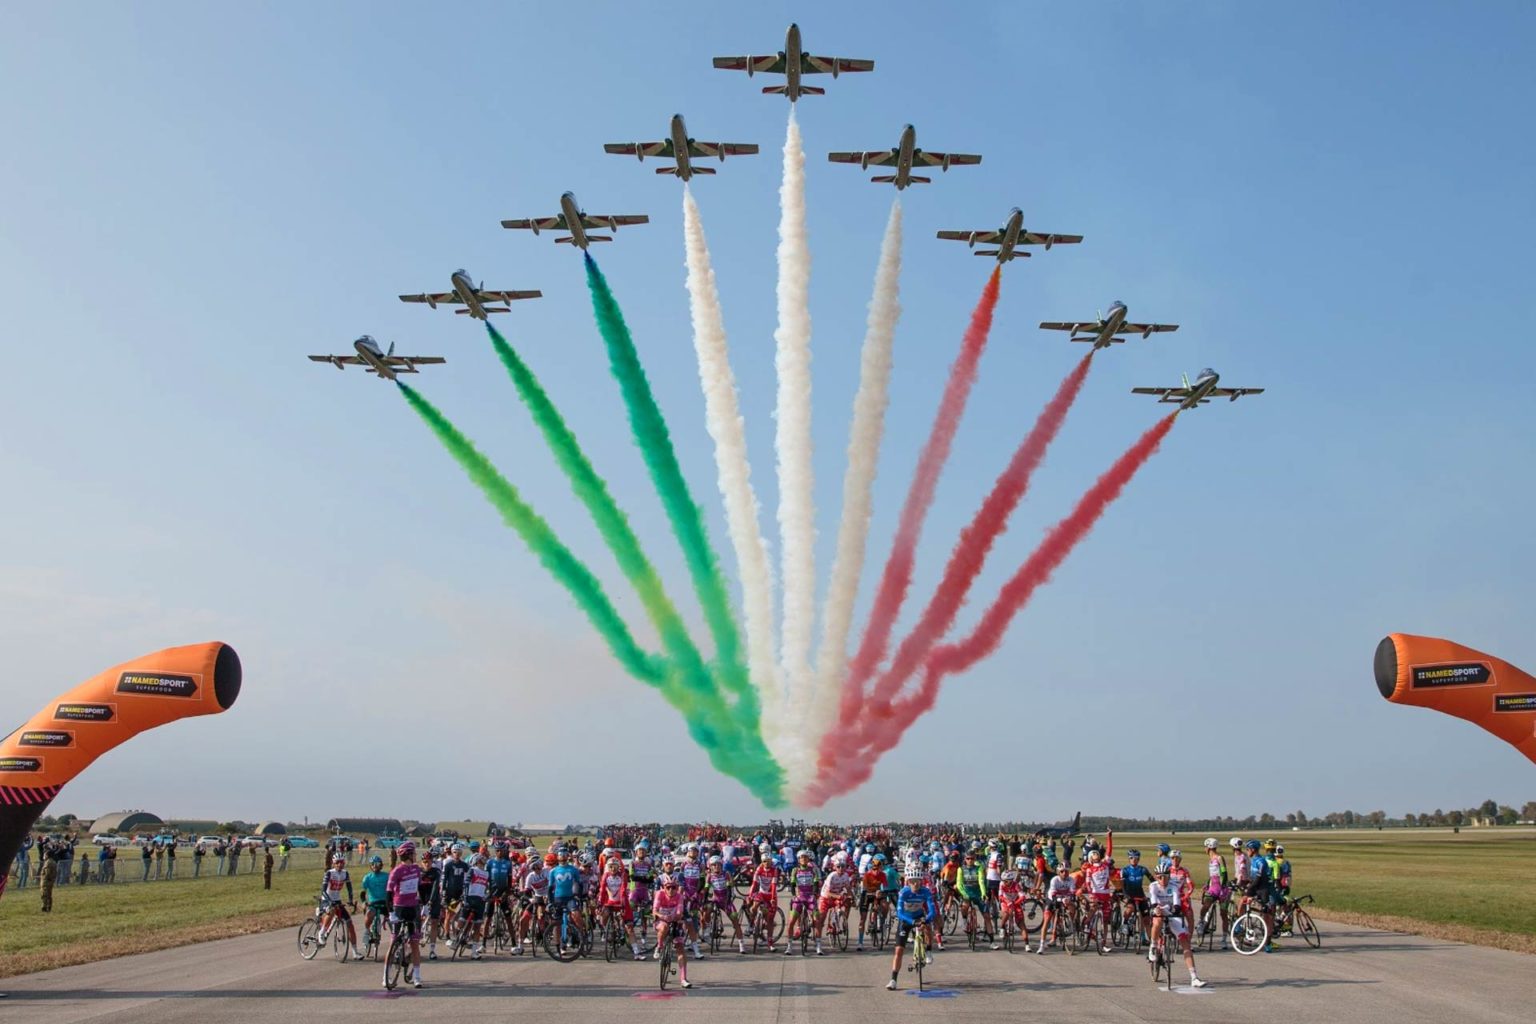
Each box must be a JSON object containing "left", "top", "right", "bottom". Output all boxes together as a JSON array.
[{"left": 5, "top": 918, "right": 1530, "bottom": 1023}]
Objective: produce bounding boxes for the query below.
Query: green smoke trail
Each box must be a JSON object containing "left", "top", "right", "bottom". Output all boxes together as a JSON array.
[
  {"left": 582, "top": 255, "right": 751, "bottom": 705},
  {"left": 401, "top": 379, "right": 784, "bottom": 804},
  {"left": 483, "top": 323, "right": 718, "bottom": 708},
  {"left": 397, "top": 382, "right": 661, "bottom": 684}
]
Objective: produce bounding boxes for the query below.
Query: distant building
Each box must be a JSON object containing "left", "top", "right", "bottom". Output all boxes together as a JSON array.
[
  {"left": 164, "top": 820, "right": 219, "bottom": 835},
  {"left": 90, "top": 810, "right": 164, "bottom": 834},
  {"left": 252, "top": 821, "right": 288, "bottom": 835},
  {"left": 519, "top": 823, "right": 569, "bottom": 836},
  {"left": 326, "top": 817, "right": 406, "bottom": 836}
]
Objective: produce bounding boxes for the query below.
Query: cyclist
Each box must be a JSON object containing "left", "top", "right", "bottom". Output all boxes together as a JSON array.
[
  {"left": 653, "top": 875, "right": 693, "bottom": 988},
  {"left": 459, "top": 851, "right": 491, "bottom": 959},
  {"left": 1155, "top": 842, "right": 1173, "bottom": 875},
  {"left": 1199, "top": 838, "right": 1232, "bottom": 949},
  {"left": 1079, "top": 844, "right": 1116, "bottom": 954},
  {"left": 317, "top": 852, "right": 365, "bottom": 960},
  {"left": 888, "top": 867, "right": 938, "bottom": 991},
  {"left": 954, "top": 851, "right": 989, "bottom": 942},
  {"left": 598, "top": 851, "right": 645, "bottom": 960},
  {"left": 439, "top": 843, "right": 469, "bottom": 930},
  {"left": 678, "top": 847, "right": 706, "bottom": 959},
  {"left": 704, "top": 854, "right": 746, "bottom": 954},
  {"left": 487, "top": 844, "right": 513, "bottom": 926},
  {"left": 360, "top": 855, "right": 390, "bottom": 952},
  {"left": 1038, "top": 862, "right": 1076, "bottom": 954},
  {"left": 785, "top": 850, "right": 820, "bottom": 956},
  {"left": 1240, "top": 839, "right": 1277, "bottom": 951},
  {"left": 1167, "top": 849, "right": 1194, "bottom": 922},
  {"left": 984, "top": 839, "right": 1005, "bottom": 936},
  {"left": 997, "top": 867, "right": 1032, "bottom": 949},
  {"left": 385, "top": 842, "right": 424, "bottom": 988},
  {"left": 547, "top": 850, "right": 587, "bottom": 954},
  {"left": 513, "top": 853, "right": 552, "bottom": 955},
  {"left": 856, "top": 853, "right": 887, "bottom": 950},
  {"left": 1148, "top": 865, "right": 1207, "bottom": 987},
  {"left": 746, "top": 849, "right": 781, "bottom": 951},
  {"left": 814, "top": 852, "right": 855, "bottom": 956},
  {"left": 1231, "top": 837, "right": 1248, "bottom": 894},
  {"left": 418, "top": 848, "right": 443, "bottom": 960}
]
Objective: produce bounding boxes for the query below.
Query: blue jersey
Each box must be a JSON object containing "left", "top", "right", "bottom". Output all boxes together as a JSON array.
[
  {"left": 360, "top": 870, "right": 389, "bottom": 905},
  {"left": 883, "top": 865, "right": 902, "bottom": 892},
  {"left": 1120, "top": 863, "right": 1149, "bottom": 896},
  {"left": 487, "top": 858, "right": 511, "bottom": 889},
  {"left": 895, "top": 884, "right": 939, "bottom": 924},
  {"left": 547, "top": 864, "right": 583, "bottom": 900}
]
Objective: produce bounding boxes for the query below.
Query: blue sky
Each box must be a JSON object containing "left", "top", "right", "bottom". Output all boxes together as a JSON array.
[{"left": 3, "top": 1, "right": 1534, "bottom": 825}]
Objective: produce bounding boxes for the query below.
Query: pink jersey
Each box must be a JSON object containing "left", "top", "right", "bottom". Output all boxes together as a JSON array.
[
  {"left": 706, "top": 871, "right": 733, "bottom": 905},
  {"left": 790, "top": 865, "right": 819, "bottom": 900},
  {"left": 653, "top": 886, "right": 684, "bottom": 923},
  {"left": 386, "top": 863, "right": 422, "bottom": 908}
]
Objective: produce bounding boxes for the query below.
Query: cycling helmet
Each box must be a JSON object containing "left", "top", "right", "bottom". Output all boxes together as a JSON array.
[
  {"left": 708, "top": 855, "right": 722, "bottom": 866},
  {"left": 332, "top": 853, "right": 345, "bottom": 866},
  {"left": 452, "top": 842, "right": 466, "bottom": 854},
  {"left": 469, "top": 840, "right": 481, "bottom": 851},
  {"left": 397, "top": 841, "right": 415, "bottom": 857},
  {"left": 873, "top": 854, "right": 886, "bottom": 864},
  {"left": 578, "top": 852, "right": 593, "bottom": 866},
  {"left": 604, "top": 838, "right": 614, "bottom": 847},
  {"left": 832, "top": 852, "right": 847, "bottom": 865},
  {"left": 1001, "top": 869, "right": 1018, "bottom": 882},
  {"left": 1203, "top": 838, "right": 1218, "bottom": 850},
  {"left": 661, "top": 857, "right": 675, "bottom": 868},
  {"left": 759, "top": 842, "right": 771, "bottom": 853},
  {"left": 543, "top": 853, "right": 558, "bottom": 866},
  {"left": 1156, "top": 843, "right": 1171, "bottom": 855},
  {"left": 1275, "top": 845, "right": 1285, "bottom": 855},
  {"left": 1229, "top": 837, "right": 1242, "bottom": 849},
  {"left": 636, "top": 840, "right": 650, "bottom": 851},
  {"left": 904, "top": 867, "right": 924, "bottom": 882},
  {"left": 370, "top": 855, "right": 383, "bottom": 867},
  {"left": 1244, "top": 840, "right": 1261, "bottom": 852},
  {"left": 1169, "top": 849, "right": 1182, "bottom": 859},
  {"left": 1263, "top": 839, "right": 1278, "bottom": 852},
  {"left": 1127, "top": 849, "right": 1141, "bottom": 859},
  {"left": 865, "top": 843, "right": 876, "bottom": 854},
  {"left": 1088, "top": 848, "right": 1102, "bottom": 860},
  {"left": 797, "top": 850, "right": 811, "bottom": 861}
]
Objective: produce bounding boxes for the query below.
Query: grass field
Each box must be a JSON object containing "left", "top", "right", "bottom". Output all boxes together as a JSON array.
[
  {"left": 4, "top": 828, "right": 1532, "bottom": 976},
  {"left": 1114, "top": 827, "right": 1535, "bottom": 950}
]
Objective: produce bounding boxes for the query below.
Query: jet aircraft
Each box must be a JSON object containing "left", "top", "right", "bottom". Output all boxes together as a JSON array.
[
  {"left": 1133, "top": 368, "right": 1265, "bottom": 410},
  {"left": 500, "top": 192, "right": 648, "bottom": 250},
  {"left": 712, "top": 23, "right": 874, "bottom": 101},
  {"left": 307, "top": 336, "right": 444, "bottom": 382},
  {"left": 603, "top": 115, "right": 758, "bottom": 181},
  {"left": 398, "top": 269, "right": 541, "bottom": 321},
  {"left": 1039, "top": 301, "right": 1178, "bottom": 350},
  {"left": 828, "top": 125, "right": 980, "bottom": 189},
  {"left": 937, "top": 208, "right": 1083, "bottom": 264}
]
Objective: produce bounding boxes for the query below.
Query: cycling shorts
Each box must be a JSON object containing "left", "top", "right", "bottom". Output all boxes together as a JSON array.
[
  {"left": 1154, "top": 909, "right": 1188, "bottom": 939},
  {"left": 963, "top": 891, "right": 987, "bottom": 910},
  {"left": 460, "top": 895, "right": 485, "bottom": 920},
  {"left": 895, "top": 919, "right": 929, "bottom": 947},
  {"left": 600, "top": 901, "right": 634, "bottom": 923},
  {"left": 323, "top": 900, "right": 351, "bottom": 920},
  {"left": 390, "top": 905, "right": 421, "bottom": 939},
  {"left": 817, "top": 894, "right": 849, "bottom": 914},
  {"left": 790, "top": 894, "right": 816, "bottom": 912},
  {"left": 858, "top": 890, "right": 881, "bottom": 911},
  {"left": 367, "top": 900, "right": 389, "bottom": 916}
]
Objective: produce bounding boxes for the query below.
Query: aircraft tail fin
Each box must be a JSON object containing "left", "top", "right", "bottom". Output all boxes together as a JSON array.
[
  {"left": 453, "top": 308, "right": 473, "bottom": 315},
  {"left": 798, "top": 86, "right": 826, "bottom": 96},
  {"left": 583, "top": 235, "right": 612, "bottom": 243},
  {"left": 870, "top": 175, "right": 897, "bottom": 183},
  {"left": 654, "top": 166, "right": 678, "bottom": 175},
  {"left": 689, "top": 166, "right": 717, "bottom": 175},
  {"left": 1070, "top": 811, "right": 1081, "bottom": 835},
  {"left": 762, "top": 85, "right": 788, "bottom": 95}
]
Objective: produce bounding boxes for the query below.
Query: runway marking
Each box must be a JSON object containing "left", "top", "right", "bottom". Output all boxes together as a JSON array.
[
  {"left": 363, "top": 991, "right": 418, "bottom": 1000},
  {"left": 909, "top": 988, "right": 959, "bottom": 998},
  {"left": 633, "top": 991, "right": 684, "bottom": 1000},
  {"left": 1171, "top": 985, "right": 1214, "bottom": 995}
]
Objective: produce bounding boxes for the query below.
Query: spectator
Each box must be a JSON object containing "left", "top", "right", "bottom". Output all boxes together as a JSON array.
[
  {"left": 96, "top": 843, "right": 109, "bottom": 882},
  {"left": 16, "top": 834, "right": 33, "bottom": 888},
  {"left": 105, "top": 843, "right": 117, "bottom": 883},
  {"left": 56, "top": 838, "right": 72, "bottom": 887},
  {"left": 77, "top": 851, "right": 90, "bottom": 885},
  {"left": 141, "top": 841, "right": 152, "bottom": 881},
  {"left": 248, "top": 841, "right": 258, "bottom": 873},
  {"left": 166, "top": 839, "right": 176, "bottom": 880},
  {"left": 153, "top": 841, "right": 164, "bottom": 880},
  {"left": 263, "top": 847, "right": 274, "bottom": 890},
  {"left": 215, "top": 840, "right": 227, "bottom": 876},
  {"left": 193, "top": 842, "right": 205, "bottom": 878},
  {"left": 278, "top": 838, "right": 290, "bottom": 873},
  {"left": 40, "top": 847, "right": 57, "bottom": 912}
]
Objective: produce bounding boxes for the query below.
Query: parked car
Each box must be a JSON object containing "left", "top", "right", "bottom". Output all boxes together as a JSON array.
[
  {"left": 376, "top": 835, "right": 404, "bottom": 849},
  {"left": 285, "top": 835, "right": 319, "bottom": 848},
  {"left": 92, "top": 834, "right": 128, "bottom": 847},
  {"left": 196, "top": 835, "right": 228, "bottom": 848}
]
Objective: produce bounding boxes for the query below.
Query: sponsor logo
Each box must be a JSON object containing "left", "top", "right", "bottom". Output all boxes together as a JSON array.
[
  {"left": 54, "top": 702, "right": 115, "bottom": 722},
  {"left": 18, "top": 730, "right": 73, "bottom": 748},
  {"left": 1493, "top": 693, "right": 1536, "bottom": 714},
  {"left": 116, "top": 672, "right": 199, "bottom": 698},
  {"left": 0, "top": 756, "right": 43, "bottom": 773},
  {"left": 1410, "top": 663, "right": 1492, "bottom": 688}
]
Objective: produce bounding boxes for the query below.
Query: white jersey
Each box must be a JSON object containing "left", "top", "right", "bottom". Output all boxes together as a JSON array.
[
  {"left": 857, "top": 853, "right": 875, "bottom": 875},
  {"left": 1148, "top": 880, "right": 1182, "bottom": 913},
  {"left": 986, "top": 851, "right": 1003, "bottom": 882},
  {"left": 322, "top": 868, "right": 350, "bottom": 903}
]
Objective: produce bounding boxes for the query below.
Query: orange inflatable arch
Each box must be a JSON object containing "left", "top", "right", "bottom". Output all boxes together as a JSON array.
[
  {"left": 0, "top": 641, "right": 240, "bottom": 890},
  {"left": 1375, "top": 633, "right": 1536, "bottom": 765}
]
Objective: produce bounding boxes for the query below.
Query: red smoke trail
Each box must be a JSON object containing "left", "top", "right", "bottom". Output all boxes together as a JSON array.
[
  {"left": 826, "top": 267, "right": 1002, "bottom": 742},
  {"left": 862, "top": 352, "right": 1095, "bottom": 720},
  {"left": 806, "top": 412, "right": 1177, "bottom": 804}
]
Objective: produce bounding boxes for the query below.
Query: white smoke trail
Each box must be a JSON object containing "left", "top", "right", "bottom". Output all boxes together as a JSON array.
[
  {"left": 802, "top": 199, "right": 904, "bottom": 796},
  {"left": 774, "top": 108, "right": 817, "bottom": 783},
  {"left": 680, "top": 187, "right": 786, "bottom": 766}
]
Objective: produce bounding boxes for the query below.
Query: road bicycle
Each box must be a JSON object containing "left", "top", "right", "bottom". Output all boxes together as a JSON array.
[
  {"left": 298, "top": 898, "right": 354, "bottom": 962},
  {"left": 1113, "top": 896, "right": 1146, "bottom": 952},
  {"left": 868, "top": 894, "right": 891, "bottom": 950},
  {"left": 1149, "top": 910, "right": 1184, "bottom": 991},
  {"left": 1079, "top": 898, "right": 1111, "bottom": 955},
  {"left": 361, "top": 905, "right": 385, "bottom": 961},
  {"left": 599, "top": 904, "right": 630, "bottom": 962},
  {"left": 747, "top": 897, "right": 783, "bottom": 953},
  {"left": 1228, "top": 895, "right": 1271, "bottom": 955},
  {"left": 657, "top": 916, "right": 688, "bottom": 990},
  {"left": 1273, "top": 893, "right": 1321, "bottom": 948},
  {"left": 1196, "top": 892, "right": 1233, "bottom": 952},
  {"left": 1043, "top": 898, "right": 1080, "bottom": 953},
  {"left": 539, "top": 900, "right": 587, "bottom": 962},
  {"left": 824, "top": 898, "right": 851, "bottom": 952},
  {"left": 486, "top": 896, "right": 515, "bottom": 954},
  {"left": 383, "top": 914, "right": 415, "bottom": 990},
  {"left": 907, "top": 923, "right": 932, "bottom": 991}
]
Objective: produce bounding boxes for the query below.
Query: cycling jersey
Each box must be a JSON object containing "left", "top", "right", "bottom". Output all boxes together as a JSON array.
[
  {"left": 548, "top": 864, "right": 582, "bottom": 901},
  {"left": 361, "top": 869, "right": 389, "bottom": 906},
  {"left": 417, "top": 864, "right": 440, "bottom": 905},
  {"left": 464, "top": 865, "right": 490, "bottom": 899},
  {"left": 789, "top": 865, "right": 819, "bottom": 908},
  {"left": 487, "top": 857, "right": 511, "bottom": 892},
  {"left": 1046, "top": 875, "right": 1076, "bottom": 903},
  {"left": 860, "top": 868, "right": 884, "bottom": 894},
  {"left": 1148, "top": 879, "right": 1187, "bottom": 936},
  {"left": 320, "top": 868, "right": 353, "bottom": 905},
  {"left": 630, "top": 856, "right": 654, "bottom": 886},
  {"left": 895, "top": 884, "right": 939, "bottom": 924},
  {"left": 1206, "top": 854, "right": 1230, "bottom": 896},
  {"left": 440, "top": 858, "right": 469, "bottom": 899},
  {"left": 985, "top": 851, "right": 1004, "bottom": 882},
  {"left": 653, "top": 886, "right": 684, "bottom": 923},
  {"left": 679, "top": 860, "right": 703, "bottom": 899},
  {"left": 749, "top": 863, "right": 779, "bottom": 902},
  {"left": 1120, "top": 863, "right": 1148, "bottom": 898},
  {"left": 706, "top": 870, "right": 733, "bottom": 906},
  {"left": 1081, "top": 860, "right": 1114, "bottom": 896},
  {"left": 387, "top": 863, "right": 422, "bottom": 908},
  {"left": 1168, "top": 865, "right": 1193, "bottom": 908},
  {"left": 521, "top": 866, "right": 549, "bottom": 898},
  {"left": 819, "top": 869, "right": 854, "bottom": 911},
  {"left": 598, "top": 870, "right": 629, "bottom": 907},
  {"left": 1273, "top": 857, "right": 1291, "bottom": 894},
  {"left": 955, "top": 864, "right": 985, "bottom": 900}
]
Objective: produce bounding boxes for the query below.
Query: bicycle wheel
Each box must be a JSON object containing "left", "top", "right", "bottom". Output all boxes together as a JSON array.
[
  {"left": 874, "top": 908, "right": 888, "bottom": 950},
  {"left": 799, "top": 916, "right": 810, "bottom": 955},
  {"left": 384, "top": 934, "right": 406, "bottom": 990},
  {"left": 603, "top": 913, "right": 618, "bottom": 962},
  {"left": 1294, "top": 908, "right": 1320, "bottom": 948},
  {"left": 332, "top": 922, "right": 351, "bottom": 962},
  {"left": 1229, "top": 911, "right": 1269, "bottom": 955},
  {"left": 659, "top": 942, "right": 672, "bottom": 990},
  {"left": 833, "top": 911, "right": 848, "bottom": 952},
  {"left": 297, "top": 919, "right": 321, "bottom": 960},
  {"left": 1090, "top": 910, "right": 1108, "bottom": 955},
  {"left": 915, "top": 936, "right": 925, "bottom": 991},
  {"left": 547, "top": 920, "right": 586, "bottom": 963},
  {"left": 450, "top": 917, "right": 468, "bottom": 960},
  {"left": 1022, "top": 898, "right": 1045, "bottom": 933},
  {"left": 1002, "top": 915, "right": 1015, "bottom": 953},
  {"left": 941, "top": 901, "right": 959, "bottom": 936},
  {"left": 1073, "top": 911, "right": 1092, "bottom": 954}
]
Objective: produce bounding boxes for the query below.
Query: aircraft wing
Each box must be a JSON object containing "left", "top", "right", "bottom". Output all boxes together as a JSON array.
[
  {"left": 307, "top": 354, "right": 364, "bottom": 365},
  {"left": 1209, "top": 387, "right": 1265, "bottom": 401},
  {"left": 603, "top": 141, "right": 672, "bottom": 158},
  {"left": 1039, "top": 320, "right": 1102, "bottom": 333},
  {"left": 398, "top": 292, "right": 460, "bottom": 306},
  {"left": 712, "top": 54, "right": 786, "bottom": 74},
  {"left": 913, "top": 150, "right": 982, "bottom": 167},
  {"left": 802, "top": 55, "right": 875, "bottom": 74},
  {"left": 1120, "top": 322, "right": 1179, "bottom": 336},
  {"left": 937, "top": 230, "right": 1000, "bottom": 243},
  {"left": 1132, "top": 386, "right": 1191, "bottom": 404},
  {"left": 581, "top": 214, "right": 649, "bottom": 228},
  {"left": 479, "top": 289, "right": 542, "bottom": 303},
  {"left": 686, "top": 141, "right": 759, "bottom": 158},
  {"left": 828, "top": 149, "right": 895, "bottom": 166},
  {"left": 500, "top": 216, "right": 564, "bottom": 231},
  {"left": 384, "top": 356, "right": 445, "bottom": 367},
  {"left": 1021, "top": 231, "right": 1084, "bottom": 246}
]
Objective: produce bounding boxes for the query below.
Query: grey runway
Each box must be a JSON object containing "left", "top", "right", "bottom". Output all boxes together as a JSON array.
[{"left": 4, "top": 918, "right": 1531, "bottom": 1024}]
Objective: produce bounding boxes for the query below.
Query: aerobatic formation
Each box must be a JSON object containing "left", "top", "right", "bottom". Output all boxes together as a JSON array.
[{"left": 309, "top": 23, "right": 1265, "bottom": 807}]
